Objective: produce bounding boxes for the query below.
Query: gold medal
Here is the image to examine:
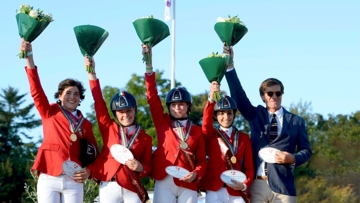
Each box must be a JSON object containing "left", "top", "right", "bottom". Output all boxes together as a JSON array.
[
  {"left": 70, "top": 133, "right": 77, "bottom": 142},
  {"left": 231, "top": 156, "right": 237, "bottom": 164},
  {"left": 180, "top": 141, "right": 188, "bottom": 149}
]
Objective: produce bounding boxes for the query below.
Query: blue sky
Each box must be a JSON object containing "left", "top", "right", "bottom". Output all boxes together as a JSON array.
[{"left": 1, "top": 0, "right": 359, "bottom": 141}]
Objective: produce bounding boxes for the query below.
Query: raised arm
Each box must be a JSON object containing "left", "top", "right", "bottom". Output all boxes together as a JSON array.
[
  {"left": 22, "top": 39, "right": 52, "bottom": 118},
  {"left": 86, "top": 56, "right": 113, "bottom": 128},
  {"left": 202, "top": 81, "right": 220, "bottom": 139},
  {"left": 223, "top": 45, "right": 257, "bottom": 121},
  {"left": 143, "top": 45, "right": 167, "bottom": 128}
]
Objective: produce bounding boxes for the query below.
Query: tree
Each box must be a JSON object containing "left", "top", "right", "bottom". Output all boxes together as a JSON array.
[
  {"left": 288, "top": 101, "right": 360, "bottom": 203},
  {"left": 0, "top": 87, "right": 41, "bottom": 202}
]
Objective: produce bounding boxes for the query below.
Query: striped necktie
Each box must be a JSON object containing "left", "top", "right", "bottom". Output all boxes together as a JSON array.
[{"left": 269, "top": 114, "right": 278, "bottom": 142}]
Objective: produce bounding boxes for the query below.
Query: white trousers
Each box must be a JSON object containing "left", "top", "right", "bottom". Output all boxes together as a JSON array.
[
  {"left": 99, "top": 181, "right": 142, "bottom": 203},
  {"left": 37, "top": 173, "right": 83, "bottom": 203},
  {"left": 153, "top": 175, "right": 198, "bottom": 203},
  {"left": 206, "top": 188, "right": 245, "bottom": 203}
]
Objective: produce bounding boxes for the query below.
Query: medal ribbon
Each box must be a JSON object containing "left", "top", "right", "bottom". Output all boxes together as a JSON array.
[
  {"left": 119, "top": 124, "right": 141, "bottom": 149},
  {"left": 216, "top": 128, "right": 239, "bottom": 157},
  {"left": 218, "top": 129, "right": 250, "bottom": 203},
  {"left": 174, "top": 120, "right": 192, "bottom": 143},
  {"left": 59, "top": 105, "right": 85, "bottom": 136}
]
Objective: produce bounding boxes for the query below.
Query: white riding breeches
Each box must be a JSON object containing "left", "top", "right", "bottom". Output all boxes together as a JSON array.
[
  {"left": 153, "top": 175, "right": 198, "bottom": 203},
  {"left": 206, "top": 187, "right": 245, "bottom": 203},
  {"left": 99, "top": 181, "right": 142, "bottom": 203},
  {"left": 37, "top": 173, "right": 83, "bottom": 203}
]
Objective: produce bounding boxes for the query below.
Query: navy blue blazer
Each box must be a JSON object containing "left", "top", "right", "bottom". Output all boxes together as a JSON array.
[{"left": 225, "top": 68, "right": 312, "bottom": 196}]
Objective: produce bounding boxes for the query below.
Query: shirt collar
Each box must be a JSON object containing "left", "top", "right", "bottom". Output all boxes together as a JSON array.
[
  {"left": 268, "top": 107, "right": 283, "bottom": 120},
  {"left": 178, "top": 119, "right": 188, "bottom": 127},
  {"left": 220, "top": 126, "right": 233, "bottom": 138}
]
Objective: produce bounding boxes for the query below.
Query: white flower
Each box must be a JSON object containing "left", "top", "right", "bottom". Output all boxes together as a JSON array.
[
  {"left": 19, "top": 4, "right": 31, "bottom": 13},
  {"left": 29, "top": 10, "right": 38, "bottom": 18},
  {"left": 20, "top": 4, "right": 31, "bottom": 10},
  {"left": 217, "top": 17, "right": 225, "bottom": 22},
  {"left": 44, "top": 13, "right": 53, "bottom": 21}
]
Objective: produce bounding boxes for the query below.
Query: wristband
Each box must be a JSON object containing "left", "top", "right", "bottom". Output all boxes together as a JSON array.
[{"left": 27, "top": 51, "right": 33, "bottom": 57}]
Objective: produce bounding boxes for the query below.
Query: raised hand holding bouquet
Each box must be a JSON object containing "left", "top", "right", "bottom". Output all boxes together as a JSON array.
[
  {"left": 215, "top": 15, "right": 247, "bottom": 65},
  {"left": 214, "top": 15, "right": 248, "bottom": 47},
  {"left": 199, "top": 52, "right": 230, "bottom": 102},
  {"left": 132, "top": 15, "right": 170, "bottom": 65},
  {"left": 73, "top": 25, "right": 109, "bottom": 73},
  {"left": 16, "top": 4, "right": 53, "bottom": 59}
]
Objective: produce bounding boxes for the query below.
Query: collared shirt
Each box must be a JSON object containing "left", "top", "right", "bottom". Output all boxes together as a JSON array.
[
  {"left": 71, "top": 110, "right": 78, "bottom": 119},
  {"left": 257, "top": 107, "right": 284, "bottom": 176},
  {"left": 219, "top": 126, "right": 233, "bottom": 138},
  {"left": 177, "top": 119, "right": 188, "bottom": 128}
]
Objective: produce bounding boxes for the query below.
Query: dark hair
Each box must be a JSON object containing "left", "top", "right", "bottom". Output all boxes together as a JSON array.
[
  {"left": 259, "top": 78, "right": 284, "bottom": 96},
  {"left": 54, "top": 78, "right": 86, "bottom": 102}
]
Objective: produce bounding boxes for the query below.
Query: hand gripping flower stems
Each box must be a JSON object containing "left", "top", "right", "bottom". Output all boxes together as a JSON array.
[
  {"left": 133, "top": 15, "right": 170, "bottom": 65},
  {"left": 199, "top": 52, "right": 230, "bottom": 102},
  {"left": 73, "top": 25, "right": 109, "bottom": 73},
  {"left": 214, "top": 15, "right": 248, "bottom": 65},
  {"left": 16, "top": 4, "right": 53, "bottom": 59}
]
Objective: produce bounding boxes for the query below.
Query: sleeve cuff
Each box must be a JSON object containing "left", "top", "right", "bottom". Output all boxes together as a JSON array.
[
  {"left": 242, "top": 183, "right": 247, "bottom": 191},
  {"left": 226, "top": 67, "right": 235, "bottom": 72}
]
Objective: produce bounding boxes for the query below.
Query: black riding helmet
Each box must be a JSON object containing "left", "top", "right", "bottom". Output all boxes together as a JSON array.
[
  {"left": 110, "top": 91, "right": 137, "bottom": 118},
  {"left": 165, "top": 87, "right": 192, "bottom": 115},
  {"left": 213, "top": 96, "right": 237, "bottom": 121}
]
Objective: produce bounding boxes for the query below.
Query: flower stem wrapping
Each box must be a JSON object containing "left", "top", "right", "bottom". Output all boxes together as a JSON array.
[
  {"left": 213, "top": 91, "right": 222, "bottom": 102},
  {"left": 16, "top": 4, "right": 53, "bottom": 59},
  {"left": 143, "top": 53, "right": 152, "bottom": 65},
  {"left": 85, "top": 56, "right": 95, "bottom": 73},
  {"left": 19, "top": 50, "right": 27, "bottom": 59}
]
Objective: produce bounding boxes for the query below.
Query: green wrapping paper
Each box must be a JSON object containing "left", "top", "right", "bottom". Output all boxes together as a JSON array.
[
  {"left": 16, "top": 13, "right": 51, "bottom": 42},
  {"left": 132, "top": 18, "right": 170, "bottom": 47},
  {"left": 199, "top": 54, "right": 230, "bottom": 101},
  {"left": 214, "top": 22, "right": 248, "bottom": 46},
  {"left": 199, "top": 55, "right": 230, "bottom": 84},
  {"left": 73, "top": 25, "right": 109, "bottom": 57},
  {"left": 133, "top": 17, "right": 170, "bottom": 64},
  {"left": 73, "top": 25, "right": 109, "bottom": 73}
]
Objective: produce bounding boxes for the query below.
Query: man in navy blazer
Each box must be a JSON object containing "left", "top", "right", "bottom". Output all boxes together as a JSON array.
[{"left": 223, "top": 46, "right": 312, "bottom": 203}]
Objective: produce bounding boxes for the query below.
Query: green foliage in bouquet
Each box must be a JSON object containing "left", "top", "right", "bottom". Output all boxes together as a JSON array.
[
  {"left": 199, "top": 52, "right": 230, "bottom": 102},
  {"left": 214, "top": 15, "right": 248, "bottom": 47},
  {"left": 74, "top": 25, "right": 109, "bottom": 73},
  {"left": 133, "top": 15, "right": 170, "bottom": 64},
  {"left": 16, "top": 4, "right": 53, "bottom": 58}
]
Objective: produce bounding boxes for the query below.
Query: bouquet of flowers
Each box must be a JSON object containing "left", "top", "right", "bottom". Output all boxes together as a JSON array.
[
  {"left": 199, "top": 52, "right": 230, "bottom": 101},
  {"left": 132, "top": 15, "right": 170, "bottom": 65},
  {"left": 73, "top": 25, "right": 109, "bottom": 73},
  {"left": 214, "top": 15, "right": 248, "bottom": 47},
  {"left": 16, "top": 4, "right": 53, "bottom": 58}
]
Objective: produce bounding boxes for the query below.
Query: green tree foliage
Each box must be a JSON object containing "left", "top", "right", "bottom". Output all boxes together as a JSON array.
[
  {"left": 0, "top": 87, "right": 41, "bottom": 202},
  {"left": 289, "top": 101, "right": 360, "bottom": 203}
]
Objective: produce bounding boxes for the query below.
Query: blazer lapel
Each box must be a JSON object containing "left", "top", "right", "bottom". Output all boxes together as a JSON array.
[
  {"left": 280, "top": 109, "right": 293, "bottom": 137},
  {"left": 262, "top": 110, "right": 271, "bottom": 143}
]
